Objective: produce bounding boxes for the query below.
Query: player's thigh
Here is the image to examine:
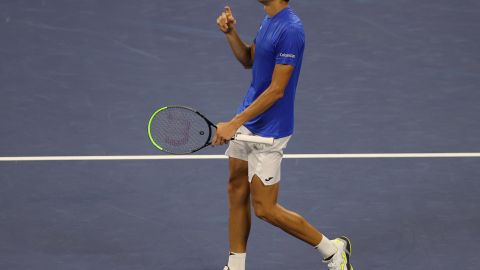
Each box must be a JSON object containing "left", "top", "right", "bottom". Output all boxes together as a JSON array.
[
  {"left": 250, "top": 175, "right": 279, "bottom": 208},
  {"left": 228, "top": 157, "right": 249, "bottom": 188}
]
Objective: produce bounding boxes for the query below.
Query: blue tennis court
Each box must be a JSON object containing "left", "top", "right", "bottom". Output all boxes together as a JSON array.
[{"left": 1, "top": 1, "right": 480, "bottom": 269}]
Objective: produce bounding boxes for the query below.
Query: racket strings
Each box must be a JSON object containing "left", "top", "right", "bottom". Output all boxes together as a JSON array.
[{"left": 149, "top": 107, "right": 211, "bottom": 154}]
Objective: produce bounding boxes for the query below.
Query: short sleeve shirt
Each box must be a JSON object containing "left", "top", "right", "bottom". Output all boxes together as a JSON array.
[{"left": 237, "top": 7, "right": 305, "bottom": 138}]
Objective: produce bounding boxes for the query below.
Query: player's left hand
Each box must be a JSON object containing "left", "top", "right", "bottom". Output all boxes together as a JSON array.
[{"left": 212, "top": 121, "right": 240, "bottom": 146}]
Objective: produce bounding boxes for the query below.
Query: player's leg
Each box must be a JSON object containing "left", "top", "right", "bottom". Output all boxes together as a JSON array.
[
  {"left": 250, "top": 176, "right": 353, "bottom": 270},
  {"left": 247, "top": 132, "right": 353, "bottom": 269},
  {"left": 228, "top": 157, "right": 251, "bottom": 253},
  {"left": 224, "top": 127, "right": 252, "bottom": 270},
  {"left": 247, "top": 136, "right": 323, "bottom": 245},
  {"left": 250, "top": 175, "right": 322, "bottom": 245},
  {"left": 250, "top": 175, "right": 353, "bottom": 270}
]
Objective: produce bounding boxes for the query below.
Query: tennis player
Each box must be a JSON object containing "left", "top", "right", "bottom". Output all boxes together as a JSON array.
[{"left": 213, "top": 1, "right": 352, "bottom": 270}]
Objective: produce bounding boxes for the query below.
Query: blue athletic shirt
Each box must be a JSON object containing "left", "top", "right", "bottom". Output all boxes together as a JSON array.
[{"left": 237, "top": 6, "right": 305, "bottom": 139}]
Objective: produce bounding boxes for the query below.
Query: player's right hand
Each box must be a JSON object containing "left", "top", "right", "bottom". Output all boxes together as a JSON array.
[{"left": 216, "top": 6, "right": 236, "bottom": 34}]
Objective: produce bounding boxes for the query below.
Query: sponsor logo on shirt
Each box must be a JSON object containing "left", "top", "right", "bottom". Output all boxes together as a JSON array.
[{"left": 279, "top": 53, "right": 296, "bottom": 59}]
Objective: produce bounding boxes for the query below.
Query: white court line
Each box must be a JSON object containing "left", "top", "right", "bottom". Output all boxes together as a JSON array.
[{"left": 0, "top": 153, "right": 479, "bottom": 161}]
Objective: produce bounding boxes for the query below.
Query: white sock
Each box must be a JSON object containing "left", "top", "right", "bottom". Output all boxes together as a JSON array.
[
  {"left": 227, "top": 252, "right": 246, "bottom": 270},
  {"left": 314, "top": 235, "right": 338, "bottom": 260}
]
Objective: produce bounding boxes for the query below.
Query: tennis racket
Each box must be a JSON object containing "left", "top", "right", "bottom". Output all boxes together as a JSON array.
[{"left": 147, "top": 106, "right": 274, "bottom": 154}]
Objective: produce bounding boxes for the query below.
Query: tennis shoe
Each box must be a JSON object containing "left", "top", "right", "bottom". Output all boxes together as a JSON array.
[{"left": 323, "top": 236, "right": 353, "bottom": 270}]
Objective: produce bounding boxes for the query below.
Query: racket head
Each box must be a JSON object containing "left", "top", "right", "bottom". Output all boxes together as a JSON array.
[{"left": 147, "top": 106, "right": 215, "bottom": 154}]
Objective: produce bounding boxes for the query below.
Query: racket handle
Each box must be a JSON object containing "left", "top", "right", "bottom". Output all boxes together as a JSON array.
[{"left": 234, "top": 134, "right": 274, "bottom": 145}]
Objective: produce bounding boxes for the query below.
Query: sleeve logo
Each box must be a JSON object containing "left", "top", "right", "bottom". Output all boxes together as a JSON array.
[{"left": 279, "top": 53, "right": 296, "bottom": 59}]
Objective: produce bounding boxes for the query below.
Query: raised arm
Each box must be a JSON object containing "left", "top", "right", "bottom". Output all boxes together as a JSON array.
[{"left": 217, "top": 6, "right": 255, "bottom": 69}]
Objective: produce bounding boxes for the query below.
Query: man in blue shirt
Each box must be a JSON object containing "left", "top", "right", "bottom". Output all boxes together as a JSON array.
[{"left": 214, "top": 1, "right": 353, "bottom": 270}]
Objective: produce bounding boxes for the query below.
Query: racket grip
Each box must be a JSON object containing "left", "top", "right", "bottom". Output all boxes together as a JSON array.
[{"left": 234, "top": 134, "right": 274, "bottom": 145}]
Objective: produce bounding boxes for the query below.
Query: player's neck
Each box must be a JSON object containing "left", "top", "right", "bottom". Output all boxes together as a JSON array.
[{"left": 263, "top": 2, "right": 289, "bottom": 17}]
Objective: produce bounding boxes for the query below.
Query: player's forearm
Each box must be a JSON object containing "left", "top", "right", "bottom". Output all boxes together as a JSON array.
[
  {"left": 231, "top": 85, "right": 284, "bottom": 126},
  {"left": 225, "top": 29, "right": 253, "bottom": 68}
]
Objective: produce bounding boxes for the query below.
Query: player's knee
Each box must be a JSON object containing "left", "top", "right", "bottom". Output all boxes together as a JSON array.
[
  {"left": 228, "top": 174, "right": 246, "bottom": 189},
  {"left": 228, "top": 177, "right": 249, "bottom": 206},
  {"left": 252, "top": 201, "right": 276, "bottom": 223},
  {"left": 253, "top": 204, "right": 267, "bottom": 220},
  {"left": 228, "top": 166, "right": 248, "bottom": 186},
  {"left": 228, "top": 183, "right": 249, "bottom": 203}
]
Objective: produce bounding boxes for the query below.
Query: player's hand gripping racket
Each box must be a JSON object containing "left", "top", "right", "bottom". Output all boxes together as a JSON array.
[{"left": 148, "top": 106, "right": 274, "bottom": 154}]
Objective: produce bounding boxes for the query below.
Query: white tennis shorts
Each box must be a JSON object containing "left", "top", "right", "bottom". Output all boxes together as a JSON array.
[{"left": 225, "top": 126, "right": 291, "bottom": 186}]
